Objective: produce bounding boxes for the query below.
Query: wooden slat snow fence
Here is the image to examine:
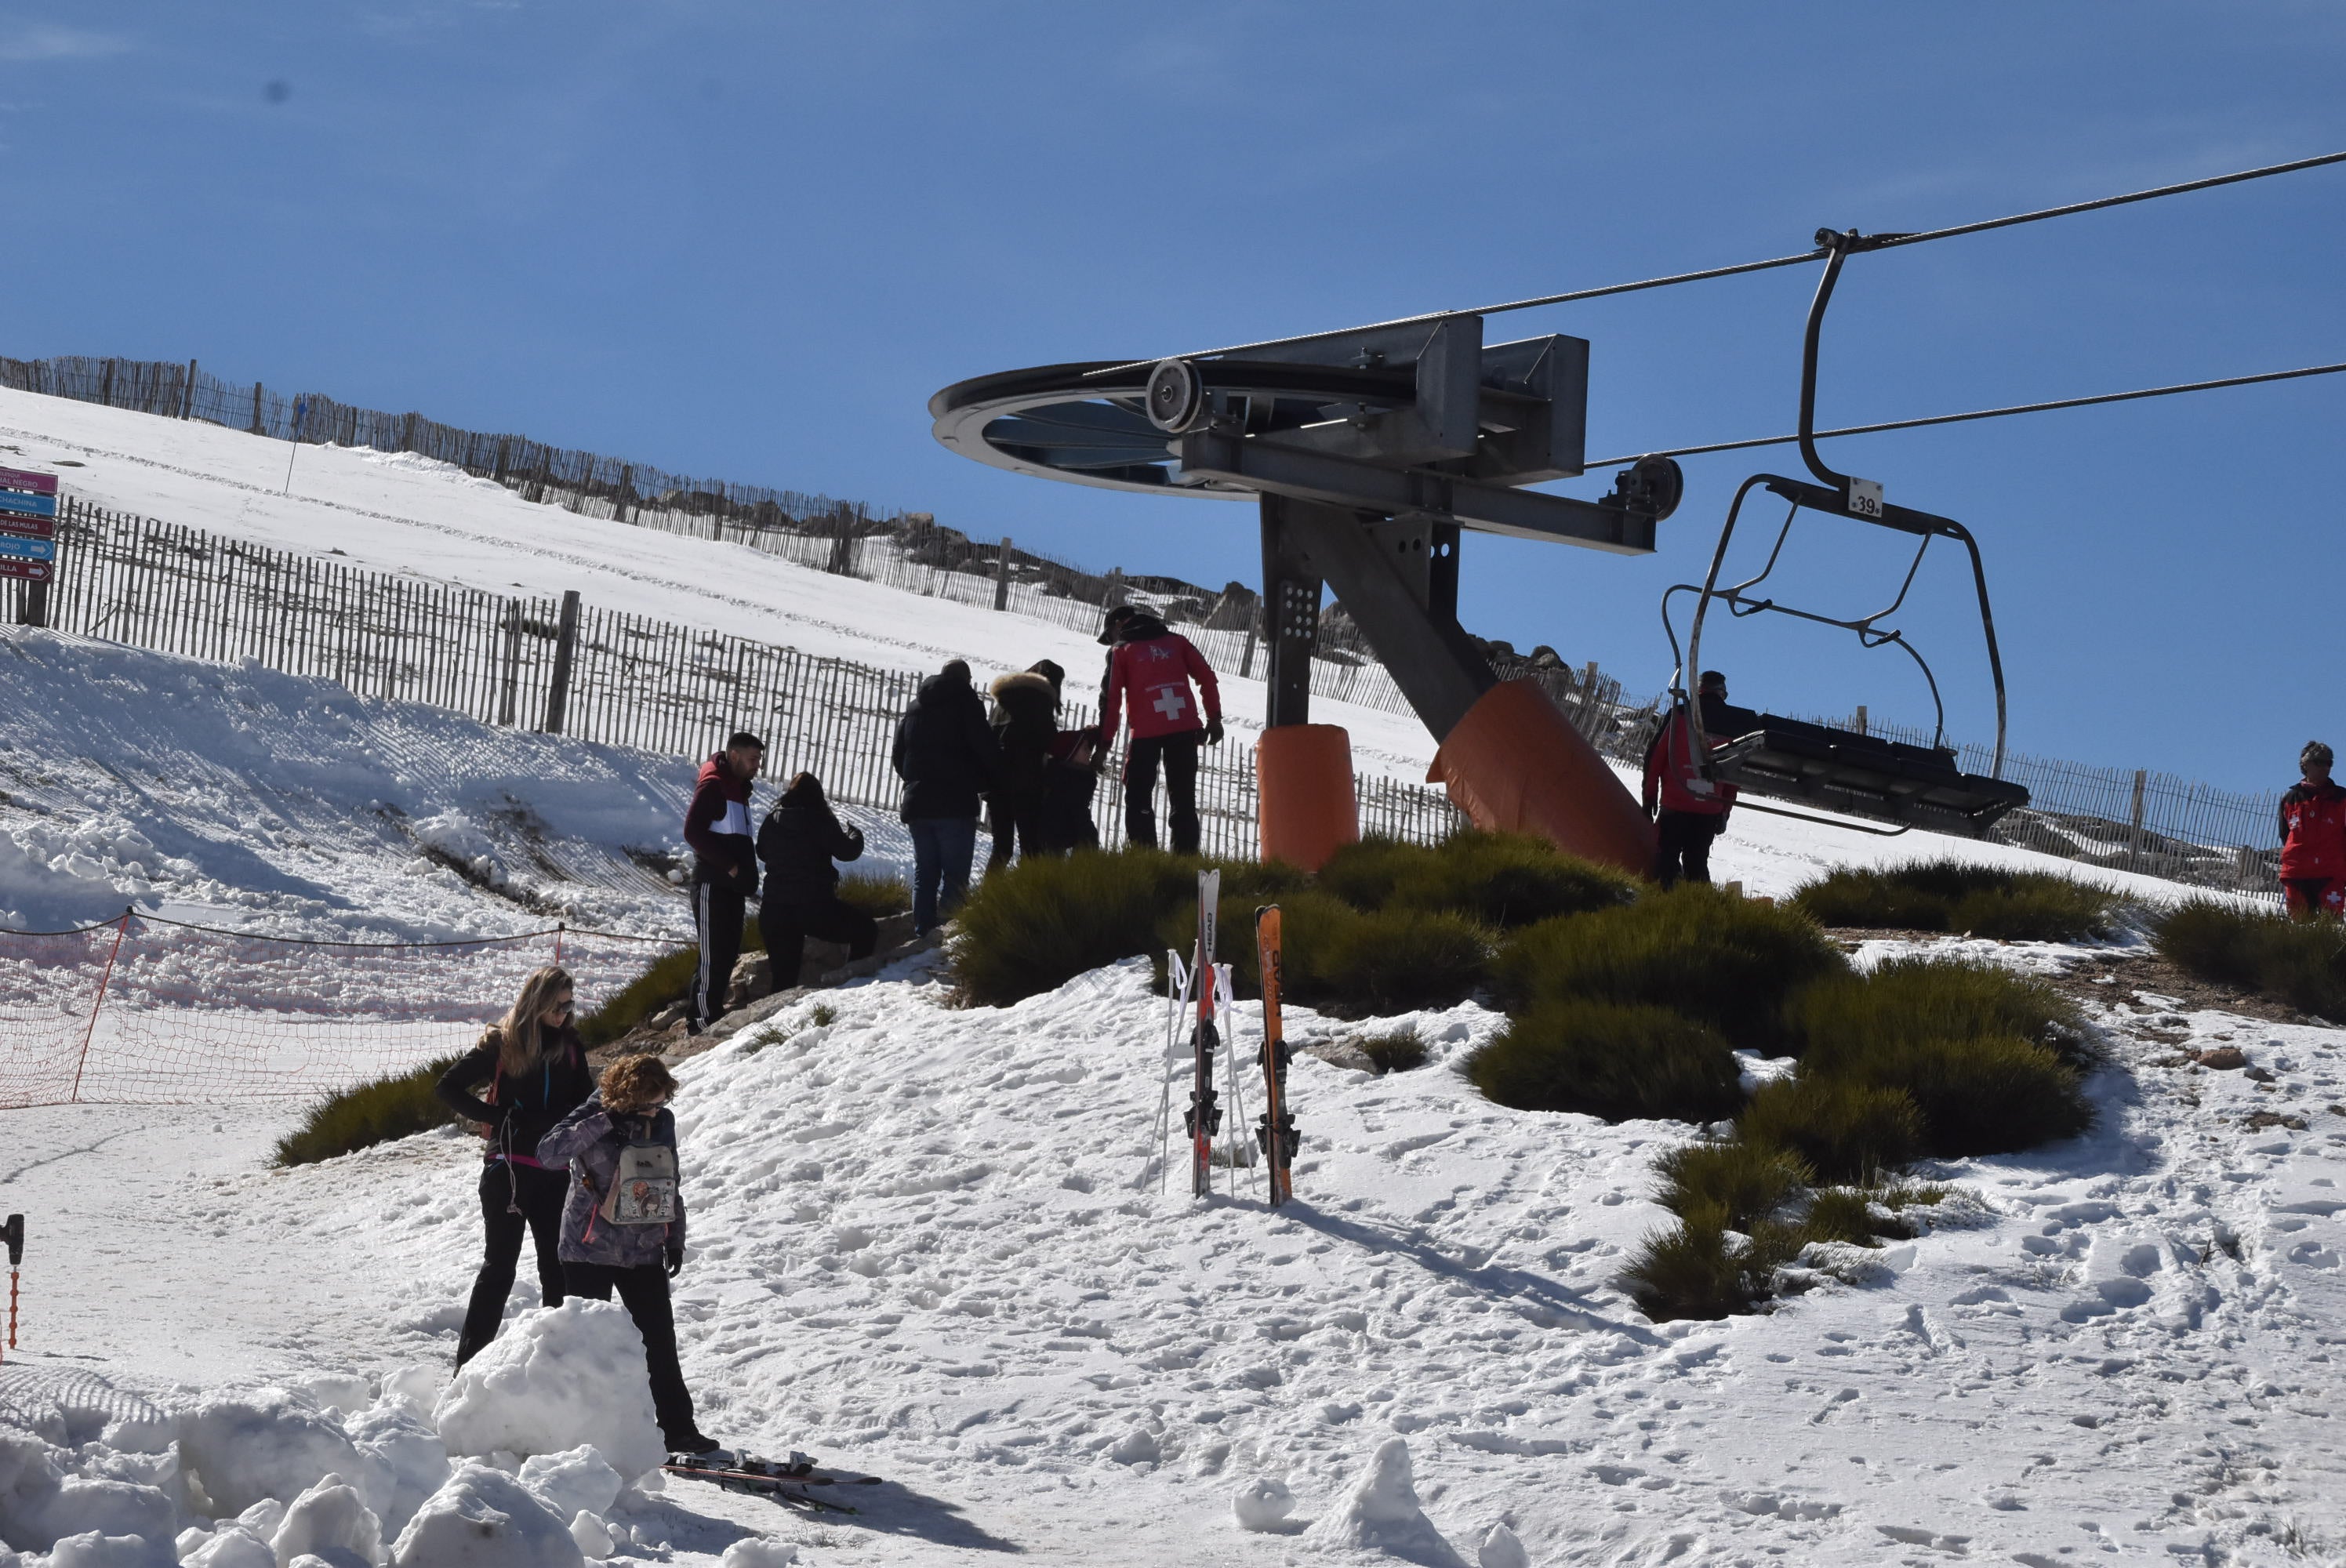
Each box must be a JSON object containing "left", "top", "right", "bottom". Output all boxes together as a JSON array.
[{"left": 0, "top": 497, "right": 2286, "bottom": 895}]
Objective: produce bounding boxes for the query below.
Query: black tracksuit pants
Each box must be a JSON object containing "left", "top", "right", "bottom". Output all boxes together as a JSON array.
[
  {"left": 1124, "top": 731, "right": 1203, "bottom": 854},
  {"left": 456, "top": 1160, "right": 570, "bottom": 1367},
  {"left": 565, "top": 1260, "right": 699, "bottom": 1450},
  {"left": 1651, "top": 809, "right": 1723, "bottom": 889},
  {"left": 761, "top": 897, "right": 879, "bottom": 989},
  {"left": 692, "top": 881, "right": 746, "bottom": 1029}
]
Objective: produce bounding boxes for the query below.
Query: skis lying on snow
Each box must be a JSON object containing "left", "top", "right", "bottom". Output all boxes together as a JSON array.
[
  {"left": 1182, "top": 870, "right": 1222, "bottom": 1199},
  {"left": 663, "top": 1452, "right": 883, "bottom": 1514},
  {"left": 1253, "top": 905, "right": 1299, "bottom": 1206}
]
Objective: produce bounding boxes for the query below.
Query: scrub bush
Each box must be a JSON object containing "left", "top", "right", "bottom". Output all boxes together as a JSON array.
[
  {"left": 1466, "top": 1000, "right": 1744, "bottom": 1123},
  {"left": 1799, "top": 1189, "right": 1894, "bottom": 1247},
  {"left": 1655, "top": 1139, "right": 1811, "bottom": 1230},
  {"left": 1829, "top": 1033, "right": 2090, "bottom": 1156},
  {"left": 578, "top": 938, "right": 721, "bottom": 1046},
  {"left": 838, "top": 872, "right": 911, "bottom": 919},
  {"left": 1356, "top": 1026, "right": 1429, "bottom": 1074},
  {"left": 1307, "top": 906, "right": 1491, "bottom": 1014},
  {"left": 1618, "top": 1218, "right": 1805, "bottom": 1322},
  {"left": 1320, "top": 832, "right": 1635, "bottom": 928},
  {"left": 1497, "top": 885, "right": 1845, "bottom": 1053},
  {"left": 1795, "top": 957, "right": 2083, "bottom": 1069},
  {"left": 953, "top": 848, "right": 1200, "bottom": 1005},
  {"left": 1738, "top": 1076, "right": 1923, "bottom": 1185},
  {"left": 1791, "top": 858, "right": 2118, "bottom": 942},
  {"left": 274, "top": 1055, "right": 464, "bottom": 1167},
  {"left": 2154, "top": 898, "right": 2346, "bottom": 1018},
  {"left": 1155, "top": 889, "right": 1364, "bottom": 1000}
]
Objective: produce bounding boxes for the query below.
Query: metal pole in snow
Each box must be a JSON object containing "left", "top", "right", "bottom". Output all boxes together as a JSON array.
[{"left": 282, "top": 397, "right": 309, "bottom": 495}]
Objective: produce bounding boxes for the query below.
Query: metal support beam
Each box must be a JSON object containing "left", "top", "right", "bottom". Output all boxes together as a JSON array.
[
  {"left": 1258, "top": 496, "right": 1321, "bottom": 729},
  {"left": 1181, "top": 430, "right": 1655, "bottom": 554},
  {"left": 1266, "top": 497, "right": 1497, "bottom": 742},
  {"left": 1429, "top": 521, "right": 1461, "bottom": 622}
]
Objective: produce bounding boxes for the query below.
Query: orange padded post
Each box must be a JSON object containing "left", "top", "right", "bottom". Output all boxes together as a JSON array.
[
  {"left": 1257, "top": 724, "right": 1359, "bottom": 871},
  {"left": 1426, "top": 680, "right": 1655, "bottom": 874}
]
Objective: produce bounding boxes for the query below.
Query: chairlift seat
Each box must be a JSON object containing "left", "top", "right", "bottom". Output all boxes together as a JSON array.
[{"left": 1710, "top": 713, "right": 2028, "bottom": 836}]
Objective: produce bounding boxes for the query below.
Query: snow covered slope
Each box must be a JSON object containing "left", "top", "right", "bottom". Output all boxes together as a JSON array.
[
  {"left": 0, "top": 387, "right": 1442, "bottom": 783},
  {"left": 5, "top": 931, "right": 2342, "bottom": 1565}
]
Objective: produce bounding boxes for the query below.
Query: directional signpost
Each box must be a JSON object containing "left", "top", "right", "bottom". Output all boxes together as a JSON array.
[{"left": 0, "top": 468, "right": 56, "bottom": 585}]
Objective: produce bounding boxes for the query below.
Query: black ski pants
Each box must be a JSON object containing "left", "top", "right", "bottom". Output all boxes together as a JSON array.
[
  {"left": 692, "top": 882, "right": 746, "bottom": 1030},
  {"left": 1124, "top": 731, "right": 1203, "bottom": 854},
  {"left": 761, "top": 897, "right": 878, "bottom": 989},
  {"left": 565, "top": 1261, "right": 699, "bottom": 1450},
  {"left": 456, "top": 1160, "right": 569, "bottom": 1367},
  {"left": 1651, "top": 809, "right": 1723, "bottom": 890}
]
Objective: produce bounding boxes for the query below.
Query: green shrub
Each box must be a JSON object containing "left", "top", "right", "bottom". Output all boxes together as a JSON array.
[
  {"left": 1309, "top": 906, "right": 1491, "bottom": 1014},
  {"left": 1738, "top": 1076, "right": 1923, "bottom": 1185},
  {"left": 578, "top": 939, "right": 709, "bottom": 1046},
  {"left": 1356, "top": 1026, "right": 1428, "bottom": 1074},
  {"left": 1318, "top": 833, "right": 1636, "bottom": 928},
  {"left": 2154, "top": 898, "right": 2346, "bottom": 1018},
  {"left": 1796, "top": 957, "right": 2083, "bottom": 1070},
  {"left": 1799, "top": 1188, "right": 1891, "bottom": 1247},
  {"left": 1497, "top": 885, "right": 1845, "bottom": 1053},
  {"left": 1827, "top": 1033, "right": 2090, "bottom": 1157},
  {"left": 1467, "top": 1000, "right": 1745, "bottom": 1123},
  {"left": 839, "top": 872, "right": 910, "bottom": 919},
  {"left": 1154, "top": 887, "right": 1354, "bottom": 998},
  {"left": 1790, "top": 858, "right": 2117, "bottom": 942},
  {"left": 953, "top": 848, "right": 1199, "bottom": 1005},
  {"left": 1655, "top": 1139, "right": 1811, "bottom": 1229},
  {"left": 1618, "top": 1218, "right": 1804, "bottom": 1322},
  {"left": 274, "top": 1055, "right": 464, "bottom": 1167},
  {"left": 1315, "top": 837, "right": 1425, "bottom": 913}
]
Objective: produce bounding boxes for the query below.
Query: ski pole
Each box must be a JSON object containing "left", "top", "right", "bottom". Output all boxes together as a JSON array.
[{"left": 1, "top": 1215, "right": 22, "bottom": 1359}]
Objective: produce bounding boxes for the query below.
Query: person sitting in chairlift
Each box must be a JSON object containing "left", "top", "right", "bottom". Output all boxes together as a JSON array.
[
  {"left": 1642, "top": 670, "right": 1740, "bottom": 890},
  {"left": 2279, "top": 740, "right": 2346, "bottom": 919}
]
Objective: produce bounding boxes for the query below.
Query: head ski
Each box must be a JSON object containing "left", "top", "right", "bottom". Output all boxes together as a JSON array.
[
  {"left": 1254, "top": 906, "right": 1298, "bottom": 1204},
  {"left": 1182, "top": 870, "right": 1222, "bottom": 1197}
]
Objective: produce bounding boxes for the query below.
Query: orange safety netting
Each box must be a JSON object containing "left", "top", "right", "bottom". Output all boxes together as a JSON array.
[{"left": 0, "top": 915, "right": 688, "bottom": 1108}]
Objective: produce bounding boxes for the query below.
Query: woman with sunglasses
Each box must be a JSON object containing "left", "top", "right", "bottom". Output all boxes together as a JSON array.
[{"left": 436, "top": 964, "right": 595, "bottom": 1367}]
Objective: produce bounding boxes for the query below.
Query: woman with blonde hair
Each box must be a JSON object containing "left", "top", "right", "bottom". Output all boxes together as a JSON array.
[
  {"left": 539, "top": 1054, "right": 719, "bottom": 1458},
  {"left": 436, "top": 964, "right": 595, "bottom": 1367}
]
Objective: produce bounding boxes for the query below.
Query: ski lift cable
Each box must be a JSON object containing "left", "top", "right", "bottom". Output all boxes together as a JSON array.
[
  {"left": 1080, "top": 147, "right": 2346, "bottom": 379},
  {"left": 1581, "top": 357, "right": 2346, "bottom": 470}
]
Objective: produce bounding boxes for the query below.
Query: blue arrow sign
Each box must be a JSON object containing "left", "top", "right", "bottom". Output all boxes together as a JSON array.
[{"left": 0, "top": 535, "right": 57, "bottom": 563}]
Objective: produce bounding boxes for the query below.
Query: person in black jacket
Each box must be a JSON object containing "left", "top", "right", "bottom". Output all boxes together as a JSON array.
[
  {"left": 436, "top": 965, "right": 596, "bottom": 1367},
  {"left": 986, "top": 661, "right": 1065, "bottom": 869},
  {"left": 757, "top": 771, "right": 879, "bottom": 987},
  {"left": 891, "top": 659, "right": 1000, "bottom": 934}
]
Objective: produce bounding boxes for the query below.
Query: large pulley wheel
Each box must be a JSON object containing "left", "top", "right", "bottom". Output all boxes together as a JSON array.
[{"left": 1146, "top": 358, "right": 1211, "bottom": 434}]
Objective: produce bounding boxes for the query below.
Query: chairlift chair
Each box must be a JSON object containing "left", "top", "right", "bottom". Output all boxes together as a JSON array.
[{"left": 1657, "top": 229, "right": 2030, "bottom": 838}]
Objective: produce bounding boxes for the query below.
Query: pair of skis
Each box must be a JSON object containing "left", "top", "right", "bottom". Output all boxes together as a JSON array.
[
  {"left": 1169, "top": 870, "right": 1299, "bottom": 1205},
  {"left": 663, "top": 1452, "right": 883, "bottom": 1515}
]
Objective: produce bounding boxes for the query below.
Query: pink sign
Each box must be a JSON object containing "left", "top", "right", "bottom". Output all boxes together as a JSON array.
[{"left": 0, "top": 468, "right": 57, "bottom": 496}]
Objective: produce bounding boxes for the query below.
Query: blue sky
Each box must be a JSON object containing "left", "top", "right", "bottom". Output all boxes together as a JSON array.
[{"left": 6, "top": 2, "right": 2344, "bottom": 792}]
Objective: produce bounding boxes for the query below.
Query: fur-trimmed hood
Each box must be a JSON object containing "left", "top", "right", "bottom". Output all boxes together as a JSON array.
[{"left": 990, "top": 670, "right": 1059, "bottom": 704}]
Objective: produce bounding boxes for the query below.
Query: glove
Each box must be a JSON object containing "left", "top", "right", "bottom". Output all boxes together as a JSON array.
[
  {"left": 665, "top": 1243, "right": 685, "bottom": 1279},
  {"left": 1205, "top": 717, "right": 1224, "bottom": 746}
]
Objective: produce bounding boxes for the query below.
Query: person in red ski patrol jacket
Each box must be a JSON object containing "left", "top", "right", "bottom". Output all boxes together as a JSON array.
[
  {"left": 682, "top": 731, "right": 764, "bottom": 1033},
  {"left": 1098, "top": 604, "right": 1223, "bottom": 854},
  {"left": 1642, "top": 670, "right": 1740, "bottom": 890},
  {"left": 2278, "top": 740, "right": 2346, "bottom": 918}
]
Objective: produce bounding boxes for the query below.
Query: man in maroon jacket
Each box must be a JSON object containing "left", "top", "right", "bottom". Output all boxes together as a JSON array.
[
  {"left": 1098, "top": 605, "right": 1222, "bottom": 853},
  {"left": 683, "top": 731, "right": 763, "bottom": 1032},
  {"left": 1641, "top": 671, "right": 1738, "bottom": 890},
  {"left": 2279, "top": 740, "right": 2346, "bottom": 919}
]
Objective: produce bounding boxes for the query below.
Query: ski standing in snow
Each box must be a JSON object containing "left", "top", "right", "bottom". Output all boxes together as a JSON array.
[
  {"left": 1184, "top": 869, "right": 1222, "bottom": 1198},
  {"left": 1254, "top": 906, "right": 1298, "bottom": 1206}
]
